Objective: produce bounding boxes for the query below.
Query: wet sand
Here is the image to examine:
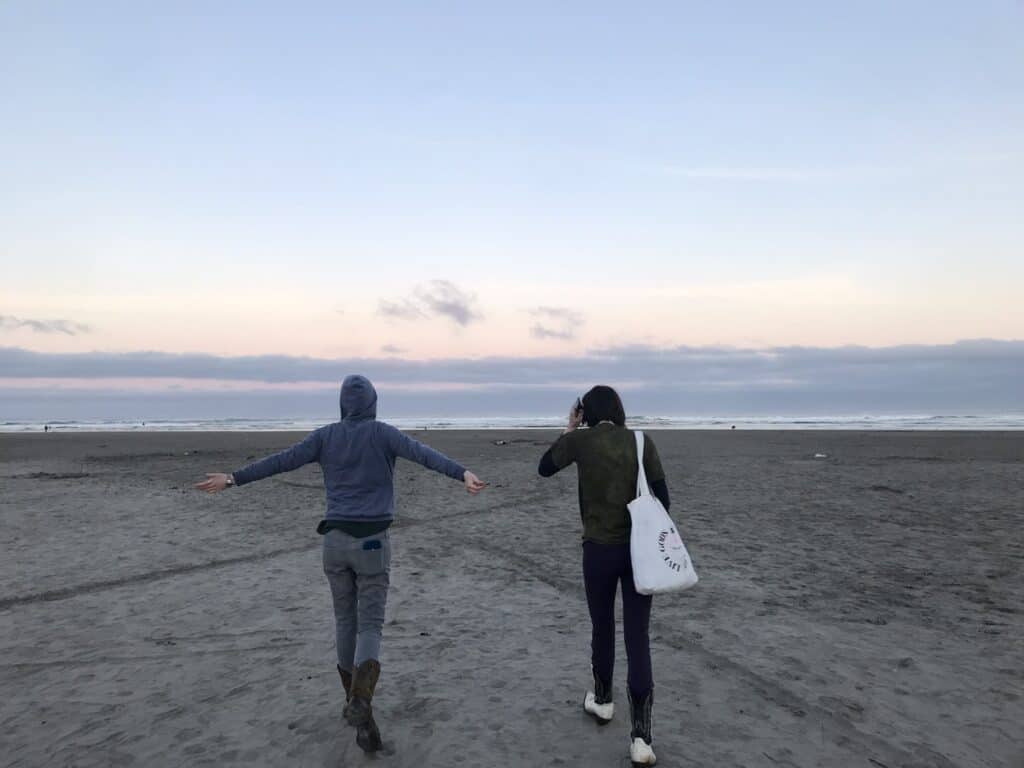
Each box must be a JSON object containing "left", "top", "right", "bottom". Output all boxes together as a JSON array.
[{"left": 1, "top": 430, "right": 1022, "bottom": 768}]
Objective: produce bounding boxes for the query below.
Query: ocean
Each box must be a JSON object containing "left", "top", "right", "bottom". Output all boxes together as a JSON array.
[{"left": 3, "top": 414, "right": 1023, "bottom": 432}]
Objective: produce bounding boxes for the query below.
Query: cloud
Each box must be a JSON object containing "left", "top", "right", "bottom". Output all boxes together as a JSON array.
[
  {"left": 377, "top": 298, "right": 425, "bottom": 321},
  {"left": 378, "top": 281, "right": 481, "bottom": 327},
  {"left": 529, "top": 306, "right": 584, "bottom": 341},
  {"left": 415, "top": 281, "right": 481, "bottom": 326},
  {"left": 1, "top": 339, "right": 1022, "bottom": 415},
  {"left": 380, "top": 344, "right": 406, "bottom": 355},
  {"left": 0, "top": 315, "right": 92, "bottom": 336},
  {"left": 531, "top": 326, "right": 573, "bottom": 340}
]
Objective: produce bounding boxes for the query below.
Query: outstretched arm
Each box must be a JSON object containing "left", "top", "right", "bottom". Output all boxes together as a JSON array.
[
  {"left": 194, "top": 429, "right": 323, "bottom": 493},
  {"left": 384, "top": 426, "right": 485, "bottom": 494}
]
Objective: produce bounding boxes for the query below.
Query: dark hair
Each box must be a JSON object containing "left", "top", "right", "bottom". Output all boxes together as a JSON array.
[{"left": 581, "top": 385, "right": 626, "bottom": 427}]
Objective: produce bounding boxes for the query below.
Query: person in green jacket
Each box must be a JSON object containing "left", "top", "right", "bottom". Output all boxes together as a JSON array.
[{"left": 538, "top": 385, "right": 669, "bottom": 767}]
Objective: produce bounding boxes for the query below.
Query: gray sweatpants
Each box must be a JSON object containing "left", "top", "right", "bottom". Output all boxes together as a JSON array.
[{"left": 322, "top": 528, "right": 391, "bottom": 670}]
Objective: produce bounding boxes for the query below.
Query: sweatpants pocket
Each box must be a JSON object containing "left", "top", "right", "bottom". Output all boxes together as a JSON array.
[{"left": 353, "top": 535, "right": 391, "bottom": 576}]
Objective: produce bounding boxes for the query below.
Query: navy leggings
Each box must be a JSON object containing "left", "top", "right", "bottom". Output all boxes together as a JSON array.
[{"left": 582, "top": 540, "right": 653, "bottom": 700}]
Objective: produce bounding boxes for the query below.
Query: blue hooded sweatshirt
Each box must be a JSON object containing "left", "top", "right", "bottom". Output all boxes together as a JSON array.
[{"left": 232, "top": 375, "right": 466, "bottom": 524}]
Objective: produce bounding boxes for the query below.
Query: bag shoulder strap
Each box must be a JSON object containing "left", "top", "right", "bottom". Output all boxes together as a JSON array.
[{"left": 634, "top": 430, "right": 648, "bottom": 496}]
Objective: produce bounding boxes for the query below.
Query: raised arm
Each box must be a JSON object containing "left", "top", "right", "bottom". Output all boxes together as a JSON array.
[
  {"left": 538, "top": 430, "right": 579, "bottom": 477},
  {"left": 383, "top": 425, "right": 485, "bottom": 494},
  {"left": 194, "top": 429, "right": 323, "bottom": 493},
  {"left": 539, "top": 400, "right": 583, "bottom": 477},
  {"left": 538, "top": 447, "right": 561, "bottom": 477}
]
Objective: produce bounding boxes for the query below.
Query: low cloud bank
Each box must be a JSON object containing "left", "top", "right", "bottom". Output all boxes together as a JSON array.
[{"left": 1, "top": 340, "right": 1021, "bottom": 417}]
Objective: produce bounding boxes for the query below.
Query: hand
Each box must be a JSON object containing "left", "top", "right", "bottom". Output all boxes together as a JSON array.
[
  {"left": 194, "top": 473, "right": 231, "bottom": 493},
  {"left": 566, "top": 402, "right": 583, "bottom": 432},
  {"left": 463, "top": 470, "right": 486, "bottom": 495}
]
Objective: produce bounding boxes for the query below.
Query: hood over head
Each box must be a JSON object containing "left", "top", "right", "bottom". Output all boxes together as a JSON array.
[{"left": 340, "top": 375, "right": 378, "bottom": 421}]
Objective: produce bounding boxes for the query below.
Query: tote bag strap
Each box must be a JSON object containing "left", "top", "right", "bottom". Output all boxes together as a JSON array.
[{"left": 634, "top": 430, "right": 649, "bottom": 497}]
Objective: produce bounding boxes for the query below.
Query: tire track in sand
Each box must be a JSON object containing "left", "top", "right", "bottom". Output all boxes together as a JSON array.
[{"left": 0, "top": 493, "right": 545, "bottom": 612}]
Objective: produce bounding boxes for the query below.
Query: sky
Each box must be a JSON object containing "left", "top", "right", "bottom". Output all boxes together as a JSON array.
[{"left": 1, "top": 1, "right": 1022, "bottom": 418}]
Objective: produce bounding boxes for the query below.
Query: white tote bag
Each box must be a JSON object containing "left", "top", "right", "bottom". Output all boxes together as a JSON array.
[{"left": 627, "top": 431, "right": 699, "bottom": 595}]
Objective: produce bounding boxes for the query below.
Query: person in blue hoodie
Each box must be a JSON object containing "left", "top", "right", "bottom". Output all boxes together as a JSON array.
[{"left": 195, "top": 375, "right": 485, "bottom": 753}]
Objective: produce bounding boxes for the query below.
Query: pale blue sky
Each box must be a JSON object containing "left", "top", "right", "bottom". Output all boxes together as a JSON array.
[{"left": 1, "top": 2, "right": 1022, "bottom": 415}]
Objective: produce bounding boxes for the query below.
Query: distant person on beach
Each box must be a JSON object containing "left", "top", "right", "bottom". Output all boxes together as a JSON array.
[
  {"left": 195, "top": 375, "right": 486, "bottom": 753},
  {"left": 537, "top": 386, "right": 669, "bottom": 767}
]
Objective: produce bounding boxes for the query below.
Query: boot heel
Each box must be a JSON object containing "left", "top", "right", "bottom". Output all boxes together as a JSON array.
[{"left": 583, "top": 692, "right": 615, "bottom": 724}]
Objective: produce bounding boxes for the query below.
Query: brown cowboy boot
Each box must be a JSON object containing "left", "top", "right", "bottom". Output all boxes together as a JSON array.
[
  {"left": 337, "top": 665, "right": 353, "bottom": 720},
  {"left": 345, "top": 659, "right": 382, "bottom": 752}
]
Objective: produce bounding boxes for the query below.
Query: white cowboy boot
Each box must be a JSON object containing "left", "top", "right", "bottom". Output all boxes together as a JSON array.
[
  {"left": 628, "top": 688, "right": 656, "bottom": 766},
  {"left": 583, "top": 671, "right": 614, "bottom": 724}
]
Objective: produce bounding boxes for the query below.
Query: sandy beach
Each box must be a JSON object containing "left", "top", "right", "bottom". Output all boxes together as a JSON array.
[{"left": 1, "top": 429, "right": 1021, "bottom": 768}]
